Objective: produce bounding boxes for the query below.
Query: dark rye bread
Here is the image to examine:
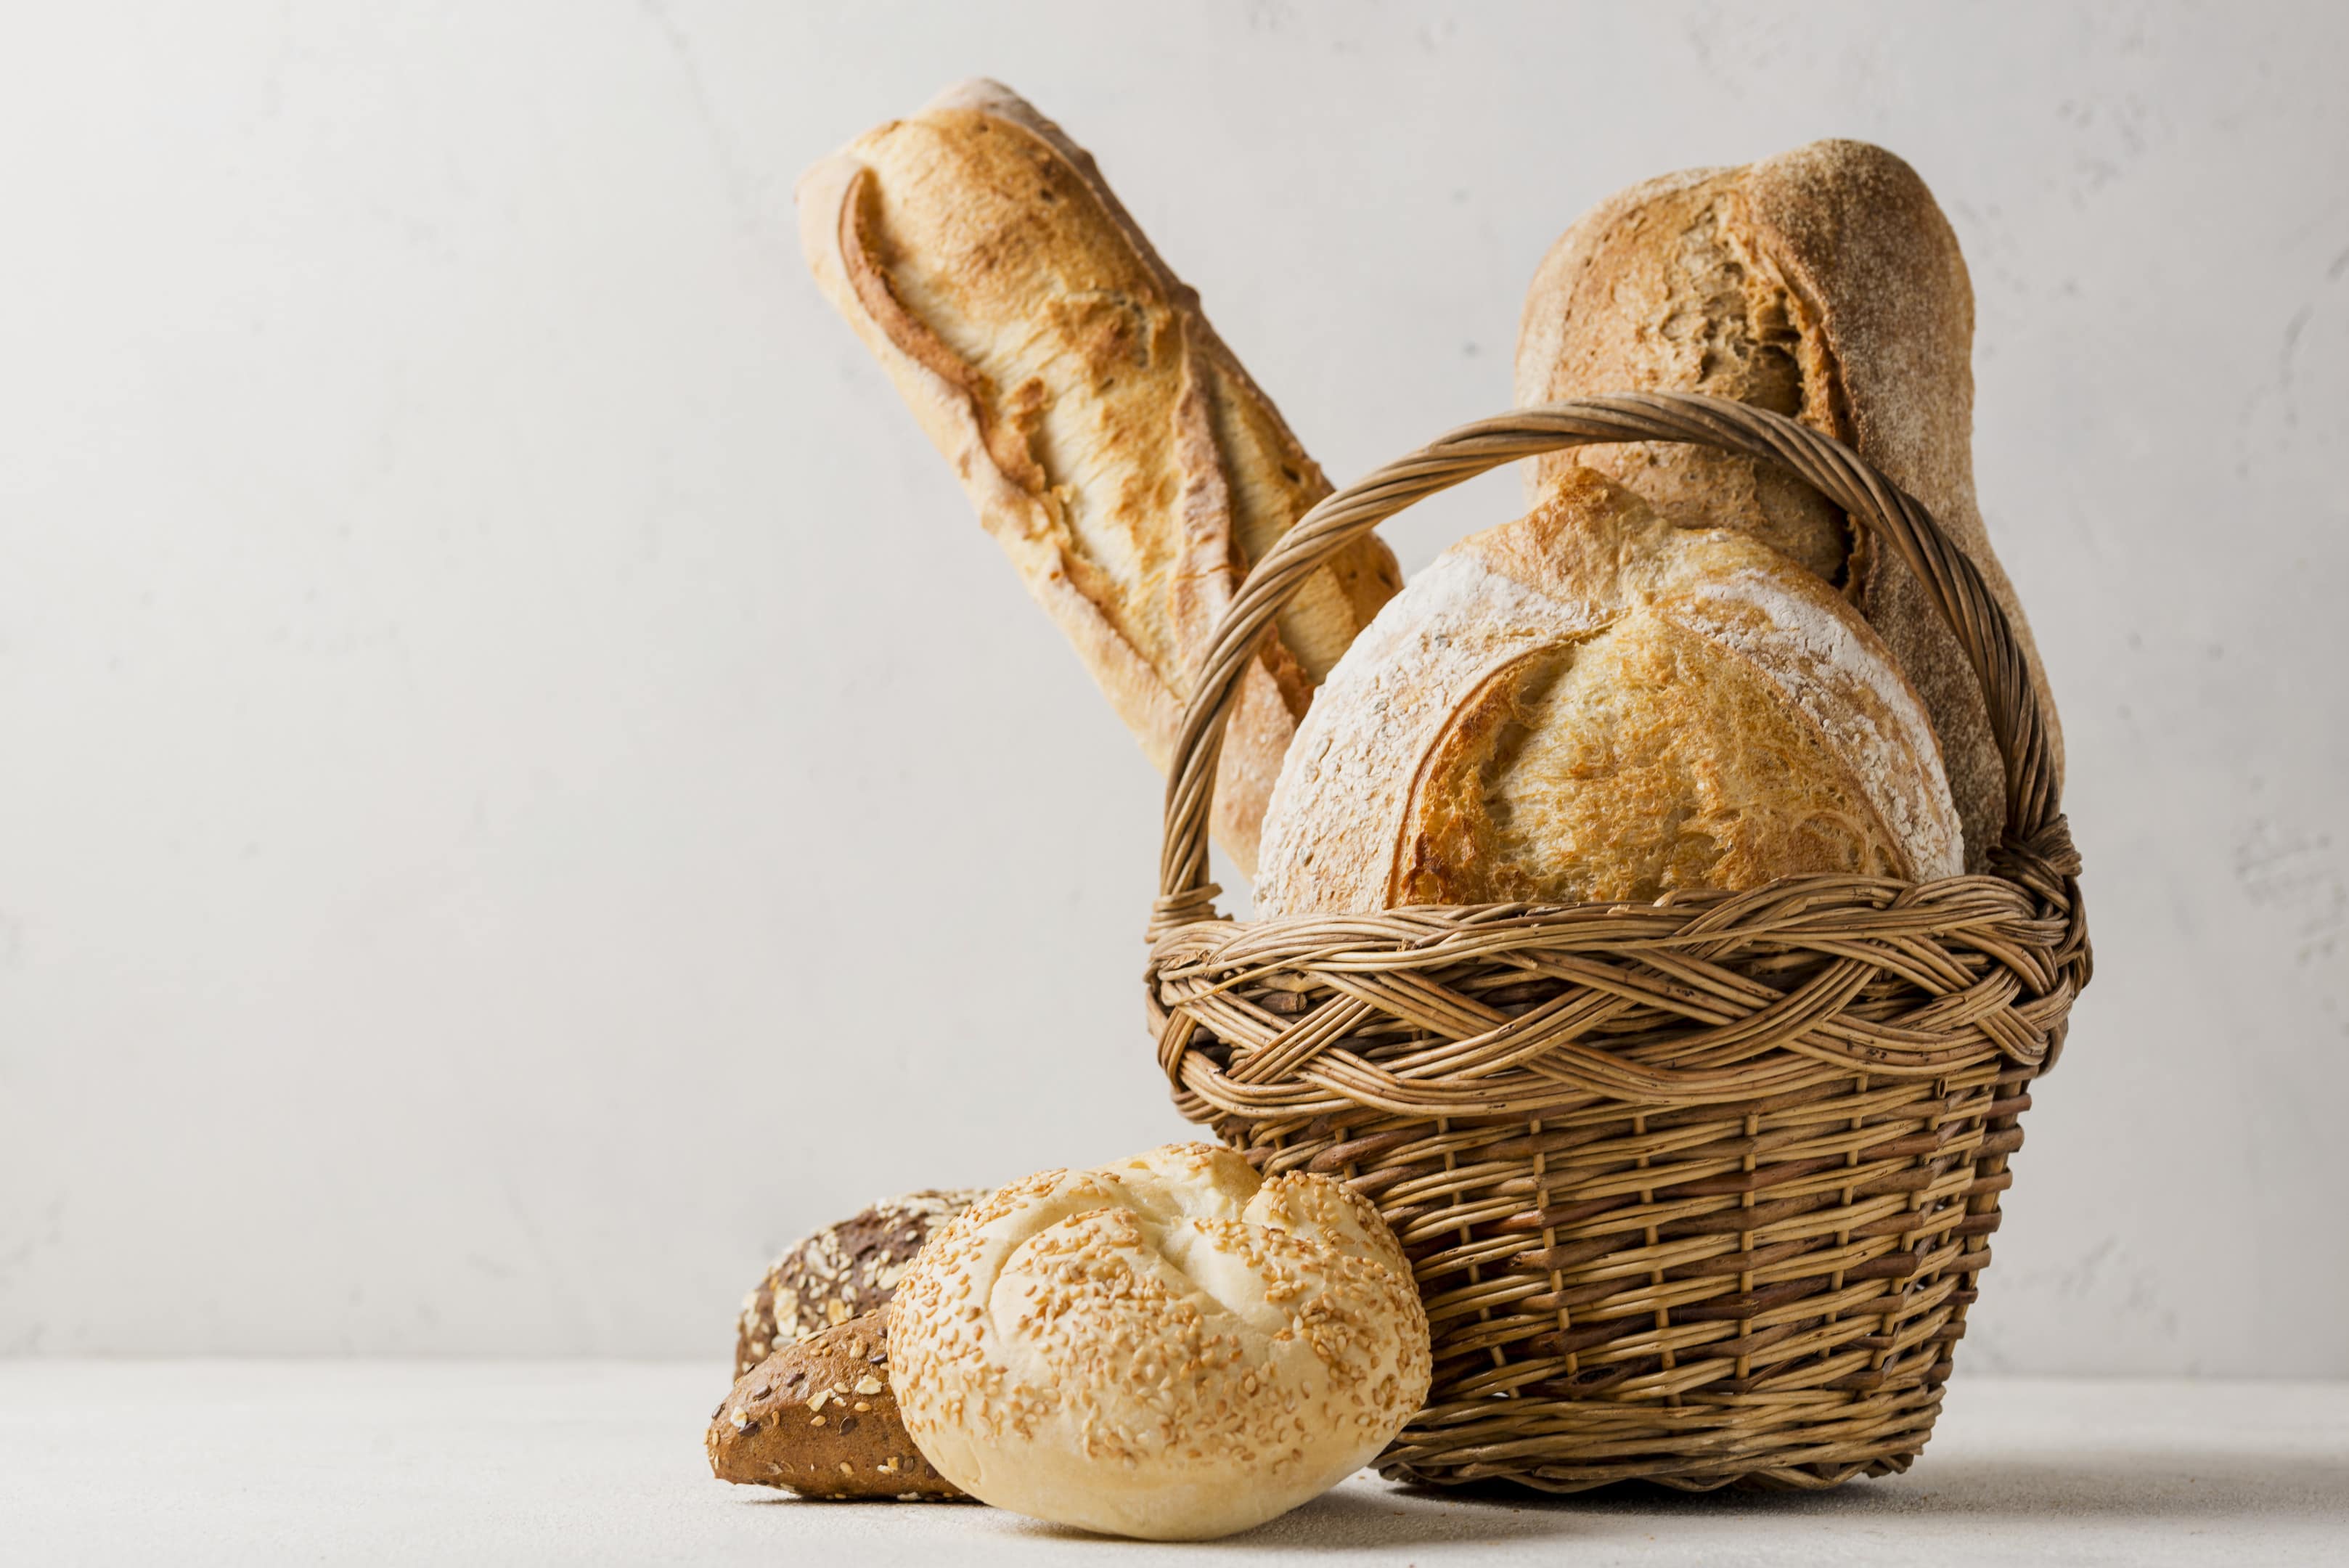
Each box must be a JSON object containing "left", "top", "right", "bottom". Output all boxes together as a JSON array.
[
  {"left": 735, "top": 1189, "right": 984, "bottom": 1376},
  {"left": 707, "top": 1310, "right": 965, "bottom": 1501}
]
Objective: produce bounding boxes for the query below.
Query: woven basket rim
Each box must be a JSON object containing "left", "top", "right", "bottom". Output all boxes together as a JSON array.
[{"left": 1145, "top": 391, "right": 2084, "bottom": 959}]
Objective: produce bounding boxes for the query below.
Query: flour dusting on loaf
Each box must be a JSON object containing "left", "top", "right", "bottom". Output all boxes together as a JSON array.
[
  {"left": 1255, "top": 472, "right": 1959, "bottom": 917},
  {"left": 1672, "top": 563, "right": 1958, "bottom": 875},
  {"left": 1254, "top": 551, "right": 1576, "bottom": 918}
]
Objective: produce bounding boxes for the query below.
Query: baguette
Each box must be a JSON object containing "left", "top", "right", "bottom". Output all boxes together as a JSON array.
[
  {"left": 798, "top": 81, "right": 1400, "bottom": 875},
  {"left": 1254, "top": 470, "right": 1960, "bottom": 916},
  {"left": 1515, "top": 140, "right": 2059, "bottom": 869}
]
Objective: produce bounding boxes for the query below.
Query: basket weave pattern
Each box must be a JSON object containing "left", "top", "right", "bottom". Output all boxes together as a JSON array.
[{"left": 1143, "top": 396, "right": 2090, "bottom": 1491}]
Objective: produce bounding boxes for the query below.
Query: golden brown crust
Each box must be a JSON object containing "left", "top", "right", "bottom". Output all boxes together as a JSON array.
[
  {"left": 798, "top": 81, "right": 1400, "bottom": 875},
  {"left": 1516, "top": 165, "right": 1853, "bottom": 583},
  {"left": 1256, "top": 471, "right": 1961, "bottom": 917},
  {"left": 707, "top": 1311, "right": 966, "bottom": 1501},
  {"left": 1392, "top": 612, "right": 1908, "bottom": 907},
  {"left": 925, "top": 81, "right": 1402, "bottom": 674},
  {"left": 1515, "top": 139, "right": 2062, "bottom": 869}
]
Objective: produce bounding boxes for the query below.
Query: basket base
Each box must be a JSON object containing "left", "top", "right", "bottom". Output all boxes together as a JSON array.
[
  {"left": 1374, "top": 1382, "right": 1945, "bottom": 1494},
  {"left": 1381, "top": 1452, "right": 1916, "bottom": 1495}
]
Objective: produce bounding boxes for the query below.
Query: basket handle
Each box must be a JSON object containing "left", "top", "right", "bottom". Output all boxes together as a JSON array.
[{"left": 1156, "top": 393, "right": 2069, "bottom": 926}]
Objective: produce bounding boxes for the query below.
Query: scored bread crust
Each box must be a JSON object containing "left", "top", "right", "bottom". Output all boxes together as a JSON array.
[
  {"left": 1514, "top": 139, "right": 2060, "bottom": 870},
  {"left": 1254, "top": 471, "right": 1961, "bottom": 918},
  {"left": 798, "top": 80, "right": 1401, "bottom": 877}
]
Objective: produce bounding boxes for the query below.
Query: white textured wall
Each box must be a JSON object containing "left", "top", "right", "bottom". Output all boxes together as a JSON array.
[{"left": 2, "top": 2, "right": 2342, "bottom": 1373}]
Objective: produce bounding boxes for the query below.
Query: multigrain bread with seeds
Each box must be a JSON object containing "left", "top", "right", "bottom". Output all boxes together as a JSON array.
[
  {"left": 886, "top": 1143, "right": 1429, "bottom": 1540},
  {"left": 1254, "top": 470, "right": 1961, "bottom": 917},
  {"left": 798, "top": 79, "right": 1401, "bottom": 877},
  {"left": 708, "top": 1310, "right": 965, "bottom": 1500},
  {"left": 1515, "top": 139, "right": 2059, "bottom": 869},
  {"left": 735, "top": 1190, "right": 984, "bottom": 1376}
]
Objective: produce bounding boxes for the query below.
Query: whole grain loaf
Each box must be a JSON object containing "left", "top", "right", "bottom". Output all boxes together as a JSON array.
[
  {"left": 735, "top": 1189, "right": 984, "bottom": 1376},
  {"left": 708, "top": 1310, "right": 964, "bottom": 1501}
]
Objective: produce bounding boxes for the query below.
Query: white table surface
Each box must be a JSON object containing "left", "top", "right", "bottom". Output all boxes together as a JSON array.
[{"left": 3, "top": 1363, "right": 2343, "bottom": 1566}]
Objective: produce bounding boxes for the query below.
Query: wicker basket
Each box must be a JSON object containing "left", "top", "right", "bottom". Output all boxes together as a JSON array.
[{"left": 1143, "top": 393, "right": 2090, "bottom": 1493}]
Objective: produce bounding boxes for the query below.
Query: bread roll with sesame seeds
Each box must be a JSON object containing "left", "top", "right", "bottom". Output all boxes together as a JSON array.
[{"left": 886, "top": 1143, "right": 1431, "bottom": 1541}]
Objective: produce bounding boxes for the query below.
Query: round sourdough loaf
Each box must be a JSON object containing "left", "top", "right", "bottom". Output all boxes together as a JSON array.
[
  {"left": 1254, "top": 468, "right": 1961, "bottom": 917},
  {"left": 886, "top": 1143, "right": 1430, "bottom": 1541}
]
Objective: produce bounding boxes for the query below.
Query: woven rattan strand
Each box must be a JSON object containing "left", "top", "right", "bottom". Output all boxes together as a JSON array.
[{"left": 1143, "top": 393, "right": 2090, "bottom": 1492}]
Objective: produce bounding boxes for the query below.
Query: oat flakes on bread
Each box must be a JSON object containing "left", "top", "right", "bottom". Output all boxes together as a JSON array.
[
  {"left": 1254, "top": 469, "right": 1961, "bottom": 917},
  {"left": 1515, "top": 139, "right": 2059, "bottom": 868},
  {"left": 735, "top": 1189, "right": 984, "bottom": 1376},
  {"left": 708, "top": 1309, "right": 965, "bottom": 1501},
  {"left": 886, "top": 1143, "right": 1431, "bottom": 1540},
  {"left": 798, "top": 79, "right": 1401, "bottom": 877}
]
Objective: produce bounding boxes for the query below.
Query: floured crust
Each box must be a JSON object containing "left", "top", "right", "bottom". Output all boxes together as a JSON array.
[
  {"left": 886, "top": 1143, "right": 1431, "bottom": 1541},
  {"left": 1254, "top": 472, "right": 1960, "bottom": 917},
  {"left": 1514, "top": 139, "right": 2061, "bottom": 869},
  {"left": 798, "top": 81, "right": 1401, "bottom": 876}
]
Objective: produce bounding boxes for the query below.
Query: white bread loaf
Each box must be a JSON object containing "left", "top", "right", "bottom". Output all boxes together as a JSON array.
[
  {"left": 1254, "top": 470, "right": 1961, "bottom": 916},
  {"left": 886, "top": 1143, "right": 1430, "bottom": 1541},
  {"left": 1515, "top": 140, "right": 2059, "bottom": 868},
  {"left": 798, "top": 81, "right": 1400, "bottom": 876}
]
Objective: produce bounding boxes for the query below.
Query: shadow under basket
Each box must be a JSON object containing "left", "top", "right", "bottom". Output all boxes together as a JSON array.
[{"left": 1143, "top": 393, "right": 2091, "bottom": 1493}]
